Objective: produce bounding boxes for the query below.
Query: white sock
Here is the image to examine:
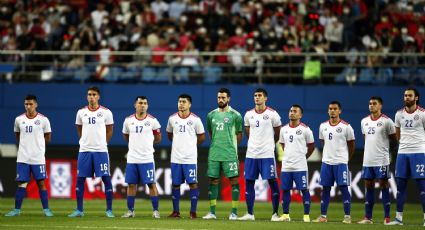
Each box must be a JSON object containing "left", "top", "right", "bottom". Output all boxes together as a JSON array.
[{"left": 396, "top": 212, "right": 403, "bottom": 221}]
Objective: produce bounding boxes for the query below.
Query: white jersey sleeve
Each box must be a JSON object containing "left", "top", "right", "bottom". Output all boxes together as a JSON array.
[{"left": 15, "top": 113, "right": 51, "bottom": 164}]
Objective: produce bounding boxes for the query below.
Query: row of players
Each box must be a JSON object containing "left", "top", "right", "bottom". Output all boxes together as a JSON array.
[{"left": 4, "top": 86, "right": 424, "bottom": 226}]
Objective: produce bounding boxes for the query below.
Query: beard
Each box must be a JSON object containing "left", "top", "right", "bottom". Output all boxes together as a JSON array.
[
  {"left": 218, "top": 102, "right": 228, "bottom": 109},
  {"left": 404, "top": 100, "right": 415, "bottom": 107}
]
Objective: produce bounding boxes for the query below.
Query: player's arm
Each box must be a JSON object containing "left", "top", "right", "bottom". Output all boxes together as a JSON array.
[
  {"left": 347, "top": 140, "right": 355, "bottom": 161},
  {"left": 273, "top": 126, "right": 281, "bottom": 143},
  {"left": 244, "top": 126, "right": 250, "bottom": 138},
  {"left": 389, "top": 133, "right": 398, "bottom": 155},
  {"left": 395, "top": 127, "right": 400, "bottom": 143},
  {"left": 167, "top": 132, "right": 173, "bottom": 141},
  {"left": 106, "top": 124, "right": 113, "bottom": 143},
  {"left": 197, "top": 133, "right": 206, "bottom": 145},
  {"left": 236, "top": 132, "right": 243, "bottom": 144},
  {"left": 153, "top": 129, "right": 162, "bottom": 144},
  {"left": 44, "top": 132, "right": 52, "bottom": 145},
  {"left": 123, "top": 134, "right": 129, "bottom": 142},
  {"left": 306, "top": 143, "right": 315, "bottom": 159},
  {"left": 15, "top": 132, "right": 20, "bottom": 144},
  {"left": 76, "top": 125, "right": 82, "bottom": 139}
]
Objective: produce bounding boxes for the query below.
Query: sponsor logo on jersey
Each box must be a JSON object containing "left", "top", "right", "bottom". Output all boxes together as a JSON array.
[{"left": 336, "top": 127, "right": 342, "bottom": 133}]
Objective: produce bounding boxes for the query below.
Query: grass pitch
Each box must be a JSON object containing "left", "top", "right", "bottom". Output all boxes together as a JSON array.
[{"left": 0, "top": 198, "right": 422, "bottom": 229}]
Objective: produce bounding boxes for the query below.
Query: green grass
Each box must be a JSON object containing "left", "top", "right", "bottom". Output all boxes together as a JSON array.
[{"left": 0, "top": 198, "right": 422, "bottom": 229}]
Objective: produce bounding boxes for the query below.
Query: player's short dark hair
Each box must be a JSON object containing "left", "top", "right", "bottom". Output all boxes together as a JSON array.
[
  {"left": 25, "top": 94, "right": 37, "bottom": 102},
  {"left": 255, "top": 88, "right": 268, "bottom": 97},
  {"left": 179, "top": 94, "right": 192, "bottom": 103},
  {"left": 406, "top": 87, "right": 420, "bottom": 104},
  {"left": 370, "top": 96, "right": 383, "bottom": 104},
  {"left": 218, "top": 88, "right": 231, "bottom": 97},
  {"left": 88, "top": 86, "right": 100, "bottom": 95},
  {"left": 329, "top": 101, "right": 342, "bottom": 109},
  {"left": 135, "top": 96, "right": 148, "bottom": 101},
  {"left": 291, "top": 104, "right": 303, "bottom": 113}
]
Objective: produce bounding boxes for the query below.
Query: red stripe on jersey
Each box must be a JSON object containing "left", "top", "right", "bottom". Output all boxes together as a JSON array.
[
  {"left": 38, "top": 113, "right": 46, "bottom": 117},
  {"left": 300, "top": 122, "right": 308, "bottom": 128},
  {"left": 321, "top": 120, "right": 329, "bottom": 124},
  {"left": 100, "top": 105, "right": 109, "bottom": 110},
  {"left": 134, "top": 114, "right": 148, "bottom": 121},
  {"left": 153, "top": 129, "right": 161, "bottom": 135},
  {"left": 178, "top": 112, "right": 191, "bottom": 119},
  {"left": 418, "top": 106, "right": 425, "bottom": 112},
  {"left": 147, "top": 114, "right": 156, "bottom": 119},
  {"left": 18, "top": 113, "right": 26, "bottom": 117},
  {"left": 397, "top": 108, "right": 404, "bottom": 112},
  {"left": 341, "top": 120, "right": 349, "bottom": 125},
  {"left": 25, "top": 112, "right": 38, "bottom": 119},
  {"left": 126, "top": 114, "right": 134, "bottom": 119},
  {"left": 191, "top": 113, "right": 199, "bottom": 118},
  {"left": 381, "top": 114, "right": 389, "bottom": 119},
  {"left": 87, "top": 105, "right": 101, "bottom": 112},
  {"left": 266, "top": 107, "right": 276, "bottom": 112},
  {"left": 369, "top": 114, "right": 382, "bottom": 121}
]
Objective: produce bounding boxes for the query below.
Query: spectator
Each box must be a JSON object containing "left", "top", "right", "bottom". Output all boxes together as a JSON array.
[{"left": 151, "top": 0, "right": 169, "bottom": 22}]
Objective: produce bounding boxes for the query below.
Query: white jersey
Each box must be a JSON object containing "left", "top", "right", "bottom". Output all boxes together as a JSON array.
[
  {"left": 166, "top": 112, "right": 205, "bottom": 164},
  {"left": 14, "top": 113, "right": 51, "bottom": 164},
  {"left": 76, "top": 105, "right": 113, "bottom": 152},
  {"left": 361, "top": 114, "right": 395, "bottom": 166},
  {"left": 319, "top": 120, "right": 355, "bottom": 165},
  {"left": 279, "top": 123, "right": 314, "bottom": 172},
  {"left": 395, "top": 106, "right": 425, "bottom": 154},
  {"left": 123, "top": 114, "right": 161, "bottom": 164},
  {"left": 244, "top": 107, "right": 281, "bottom": 159}
]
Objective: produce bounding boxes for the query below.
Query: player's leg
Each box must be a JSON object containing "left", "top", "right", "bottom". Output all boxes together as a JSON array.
[
  {"left": 141, "top": 162, "right": 159, "bottom": 218},
  {"left": 33, "top": 164, "right": 53, "bottom": 216},
  {"left": 411, "top": 153, "right": 425, "bottom": 226},
  {"left": 203, "top": 160, "right": 220, "bottom": 218},
  {"left": 314, "top": 163, "right": 333, "bottom": 222},
  {"left": 379, "top": 178, "right": 391, "bottom": 224},
  {"left": 293, "top": 171, "right": 310, "bottom": 222},
  {"left": 260, "top": 158, "right": 279, "bottom": 218},
  {"left": 224, "top": 160, "right": 240, "bottom": 219},
  {"left": 390, "top": 154, "right": 408, "bottom": 224},
  {"left": 69, "top": 152, "right": 91, "bottom": 217},
  {"left": 336, "top": 164, "right": 351, "bottom": 224},
  {"left": 358, "top": 166, "right": 375, "bottom": 223},
  {"left": 94, "top": 152, "right": 113, "bottom": 216},
  {"left": 122, "top": 163, "right": 138, "bottom": 217},
  {"left": 147, "top": 183, "right": 160, "bottom": 218},
  {"left": 280, "top": 171, "right": 293, "bottom": 222},
  {"left": 415, "top": 178, "right": 425, "bottom": 226},
  {"left": 170, "top": 163, "right": 182, "bottom": 217},
  {"left": 241, "top": 158, "right": 258, "bottom": 219},
  {"left": 183, "top": 164, "right": 199, "bottom": 218},
  {"left": 5, "top": 163, "right": 29, "bottom": 216}
]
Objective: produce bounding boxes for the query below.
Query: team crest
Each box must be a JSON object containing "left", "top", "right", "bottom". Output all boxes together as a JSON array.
[
  {"left": 187, "top": 120, "right": 193, "bottom": 126},
  {"left": 144, "top": 121, "right": 151, "bottom": 126},
  {"left": 377, "top": 121, "right": 383, "bottom": 127},
  {"left": 224, "top": 117, "right": 229, "bottom": 123},
  {"left": 296, "top": 130, "right": 302, "bottom": 135},
  {"left": 97, "top": 112, "right": 103, "bottom": 117},
  {"left": 35, "top": 120, "right": 41, "bottom": 125},
  {"left": 263, "top": 114, "right": 269, "bottom": 120},
  {"left": 365, "top": 123, "right": 368, "bottom": 126},
  {"left": 414, "top": 115, "right": 420, "bottom": 120},
  {"left": 336, "top": 127, "right": 342, "bottom": 133}
]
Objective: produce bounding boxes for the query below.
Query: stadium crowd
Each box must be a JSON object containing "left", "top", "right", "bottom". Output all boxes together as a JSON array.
[{"left": 0, "top": 0, "right": 425, "bottom": 84}]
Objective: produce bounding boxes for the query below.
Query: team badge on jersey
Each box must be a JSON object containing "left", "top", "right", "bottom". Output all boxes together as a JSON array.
[
  {"left": 414, "top": 114, "right": 420, "bottom": 120},
  {"left": 263, "top": 114, "right": 269, "bottom": 120},
  {"left": 97, "top": 112, "right": 103, "bottom": 117},
  {"left": 35, "top": 120, "right": 41, "bottom": 125},
  {"left": 224, "top": 117, "right": 229, "bottom": 123},
  {"left": 336, "top": 127, "right": 342, "bottom": 133},
  {"left": 144, "top": 121, "right": 151, "bottom": 126},
  {"left": 187, "top": 120, "right": 193, "bottom": 126},
  {"left": 296, "top": 129, "right": 302, "bottom": 135},
  {"left": 377, "top": 121, "right": 383, "bottom": 127}
]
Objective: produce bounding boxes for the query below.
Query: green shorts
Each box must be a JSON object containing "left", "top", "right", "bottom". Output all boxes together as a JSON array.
[{"left": 207, "top": 160, "right": 239, "bottom": 178}]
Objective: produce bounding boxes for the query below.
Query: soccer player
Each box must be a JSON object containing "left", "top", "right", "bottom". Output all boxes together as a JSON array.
[
  {"left": 238, "top": 88, "right": 281, "bottom": 221},
  {"left": 5, "top": 95, "right": 53, "bottom": 217},
  {"left": 68, "top": 86, "right": 115, "bottom": 218},
  {"left": 166, "top": 94, "right": 205, "bottom": 219},
  {"left": 121, "top": 96, "right": 162, "bottom": 218},
  {"left": 358, "top": 96, "right": 396, "bottom": 225},
  {"left": 202, "top": 88, "right": 243, "bottom": 220},
  {"left": 313, "top": 101, "right": 355, "bottom": 224},
  {"left": 388, "top": 88, "right": 425, "bottom": 226},
  {"left": 278, "top": 105, "right": 315, "bottom": 222}
]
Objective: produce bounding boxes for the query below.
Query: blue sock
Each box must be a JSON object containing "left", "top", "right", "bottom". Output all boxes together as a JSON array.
[
  {"left": 76, "top": 177, "right": 85, "bottom": 212},
  {"left": 102, "top": 176, "right": 113, "bottom": 211},
  {"left": 127, "top": 196, "right": 135, "bottom": 211},
  {"left": 381, "top": 187, "right": 390, "bottom": 218},
  {"left": 15, "top": 187, "right": 26, "bottom": 209},
  {"left": 269, "top": 180, "right": 280, "bottom": 214},
  {"left": 152, "top": 196, "right": 159, "bottom": 211},
  {"left": 245, "top": 180, "right": 255, "bottom": 215},
  {"left": 282, "top": 190, "right": 290, "bottom": 214},
  {"left": 39, "top": 189, "right": 49, "bottom": 209},
  {"left": 340, "top": 186, "right": 351, "bottom": 215},
  {"left": 365, "top": 187, "right": 375, "bottom": 219},
  {"left": 301, "top": 189, "right": 311, "bottom": 214},
  {"left": 189, "top": 188, "right": 199, "bottom": 213},
  {"left": 321, "top": 186, "right": 331, "bottom": 216},
  {"left": 396, "top": 178, "right": 407, "bottom": 213},
  {"left": 416, "top": 179, "right": 425, "bottom": 213},
  {"left": 172, "top": 187, "right": 180, "bottom": 212}
]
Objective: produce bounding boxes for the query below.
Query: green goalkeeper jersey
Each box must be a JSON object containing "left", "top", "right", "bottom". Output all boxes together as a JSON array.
[{"left": 206, "top": 106, "right": 243, "bottom": 161}]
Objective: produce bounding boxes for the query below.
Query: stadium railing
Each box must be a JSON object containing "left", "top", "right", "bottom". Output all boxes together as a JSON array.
[{"left": 0, "top": 50, "right": 424, "bottom": 85}]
